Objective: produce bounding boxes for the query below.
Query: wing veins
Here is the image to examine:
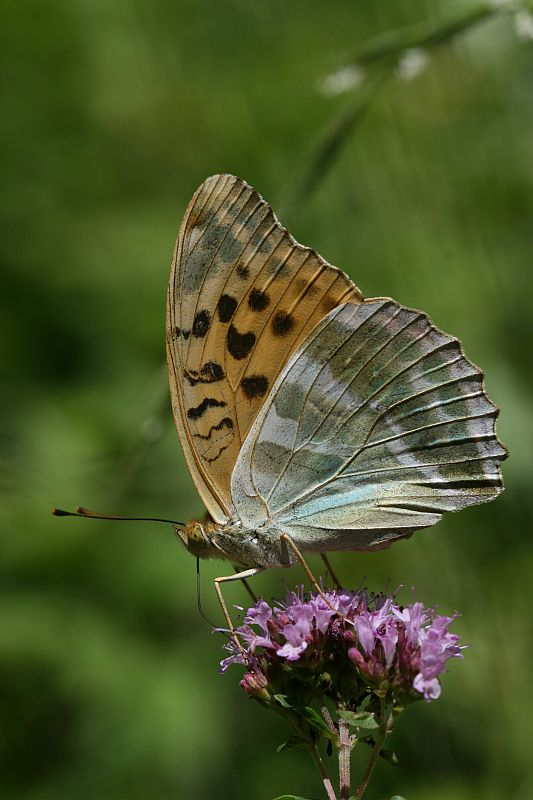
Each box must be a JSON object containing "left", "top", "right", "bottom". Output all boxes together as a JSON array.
[
  {"left": 351, "top": 409, "right": 498, "bottom": 453},
  {"left": 392, "top": 389, "right": 486, "bottom": 424},
  {"left": 176, "top": 176, "right": 232, "bottom": 350},
  {"left": 330, "top": 349, "right": 467, "bottom": 449},
  {"left": 340, "top": 452, "right": 504, "bottom": 479},
  {"left": 184, "top": 182, "right": 250, "bottom": 365},
  {"left": 270, "top": 420, "right": 499, "bottom": 520},
  {"left": 260, "top": 304, "right": 368, "bottom": 502},
  {"left": 196, "top": 198, "right": 272, "bottom": 374},
  {"left": 293, "top": 304, "right": 418, "bottom": 453},
  {"left": 187, "top": 175, "right": 240, "bottom": 258},
  {"left": 297, "top": 333, "right": 465, "bottom": 460},
  {"left": 263, "top": 334, "right": 497, "bottom": 520},
  {"left": 364, "top": 373, "right": 483, "bottom": 420},
  {"left": 222, "top": 238, "right": 299, "bottom": 394}
]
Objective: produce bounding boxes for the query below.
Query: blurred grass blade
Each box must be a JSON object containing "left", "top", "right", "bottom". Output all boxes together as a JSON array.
[
  {"left": 278, "top": 67, "right": 388, "bottom": 219},
  {"left": 341, "top": 1, "right": 515, "bottom": 69}
]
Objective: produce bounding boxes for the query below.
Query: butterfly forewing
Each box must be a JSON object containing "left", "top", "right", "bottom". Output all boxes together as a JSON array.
[
  {"left": 167, "top": 174, "right": 362, "bottom": 521},
  {"left": 231, "top": 299, "right": 506, "bottom": 550}
]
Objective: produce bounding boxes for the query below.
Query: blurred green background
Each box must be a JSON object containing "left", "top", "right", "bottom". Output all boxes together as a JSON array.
[{"left": 2, "top": 1, "right": 532, "bottom": 798}]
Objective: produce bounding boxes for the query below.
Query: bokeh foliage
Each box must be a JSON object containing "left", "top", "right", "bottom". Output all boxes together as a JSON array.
[{"left": 1, "top": 1, "right": 532, "bottom": 798}]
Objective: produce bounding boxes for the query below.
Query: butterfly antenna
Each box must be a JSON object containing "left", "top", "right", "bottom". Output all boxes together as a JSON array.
[{"left": 51, "top": 506, "right": 186, "bottom": 527}]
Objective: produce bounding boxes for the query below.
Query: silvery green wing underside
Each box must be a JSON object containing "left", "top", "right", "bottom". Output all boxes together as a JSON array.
[{"left": 230, "top": 299, "right": 507, "bottom": 552}]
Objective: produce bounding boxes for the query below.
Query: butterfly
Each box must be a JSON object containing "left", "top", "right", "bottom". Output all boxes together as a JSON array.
[{"left": 167, "top": 173, "right": 507, "bottom": 599}]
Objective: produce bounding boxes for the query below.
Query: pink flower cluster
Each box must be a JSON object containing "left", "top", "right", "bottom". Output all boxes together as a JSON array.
[{"left": 221, "top": 588, "right": 465, "bottom": 703}]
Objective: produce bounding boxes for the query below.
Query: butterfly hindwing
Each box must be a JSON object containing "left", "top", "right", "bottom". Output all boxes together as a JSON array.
[
  {"left": 231, "top": 299, "right": 507, "bottom": 550},
  {"left": 167, "top": 174, "right": 362, "bottom": 521}
]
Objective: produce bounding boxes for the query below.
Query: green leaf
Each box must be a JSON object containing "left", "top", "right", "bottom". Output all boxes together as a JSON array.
[
  {"left": 276, "top": 736, "right": 309, "bottom": 753},
  {"left": 355, "top": 717, "right": 380, "bottom": 730},
  {"left": 272, "top": 795, "right": 319, "bottom": 800},
  {"left": 273, "top": 694, "right": 293, "bottom": 708},
  {"left": 301, "top": 706, "right": 334, "bottom": 738},
  {"left": 358, "top": 693, "right": 372, "bottom": 711},
  {"left": 380, "top": 748, "right": 401, "bottom": 767},
  {"left": 338, "top": 710, "right": 380, "bottom": 730}
]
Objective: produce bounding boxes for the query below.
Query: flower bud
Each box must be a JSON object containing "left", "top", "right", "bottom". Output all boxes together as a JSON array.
[{"left": 240, "top": 669, "right": 270, "bottom": 701}]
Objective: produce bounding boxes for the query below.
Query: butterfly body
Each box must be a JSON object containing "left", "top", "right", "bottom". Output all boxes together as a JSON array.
[
  {"left": 168, "top": 175, "right": 506, "bottom": 571},
  {"left": 179, "top": 513, "right": 414, "bottom": 570},
  {"left": 177, "top": 518, "right": 292, "bottom": 569}
]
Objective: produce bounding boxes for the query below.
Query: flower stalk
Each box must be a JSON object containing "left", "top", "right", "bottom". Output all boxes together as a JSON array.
[
  {"left": 353, "top": 700, "right": 390, "bottom": 800},
  {"left": 309, "top": 741, "right": 337, "bottom": 800},
  {"left": 337, "top": 713, "right": 352, "bottom": 799}
]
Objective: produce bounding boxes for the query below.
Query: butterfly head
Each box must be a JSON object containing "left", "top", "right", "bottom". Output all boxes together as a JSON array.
[{"left": 176, "top": 518, "right": 224, "bottom": 561}]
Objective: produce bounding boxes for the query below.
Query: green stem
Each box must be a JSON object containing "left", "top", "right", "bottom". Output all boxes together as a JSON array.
[
  {"left": 353, "top": 701, "right": 391, "bottom": 800},
  {"left": 308, "top": 740, "right": 338, "bottom": 800},
  {"left": 337, "top": 715, "right": 351, "bottom": 800},
  {"left": 291, "top": 714, "right": 337, "bottom": 800}
]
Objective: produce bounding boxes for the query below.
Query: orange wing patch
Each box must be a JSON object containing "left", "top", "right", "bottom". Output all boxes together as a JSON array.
[{"left": 167, "top": 174, "right": 363, "bottom": 522}]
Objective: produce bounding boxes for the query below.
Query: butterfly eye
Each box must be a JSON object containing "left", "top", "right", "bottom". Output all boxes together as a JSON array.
[
  {"left": 175, "top": 523, "right": 204, "bottom": 548},
  {"left": 190, "top": 523, "right": 206, "bottom": 544}
]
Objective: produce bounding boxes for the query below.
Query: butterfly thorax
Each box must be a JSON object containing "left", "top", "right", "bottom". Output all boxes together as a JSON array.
[{"left": 176, "top": 517, "right": 289, "bottom": 569}]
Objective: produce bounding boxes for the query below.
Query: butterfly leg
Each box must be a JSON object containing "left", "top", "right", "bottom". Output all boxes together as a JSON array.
[
  {"left": 279, "top": 533, "right": 349, "bottom": 619},
  {"left": 215, "top": 568, "right": 264, "bottom": 652}
]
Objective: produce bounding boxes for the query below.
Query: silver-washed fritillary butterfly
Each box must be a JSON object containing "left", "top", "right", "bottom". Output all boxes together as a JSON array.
[
  {"left": 167, "top": 174, "right": 507, "bottom": 597},
  {"left": 54, "top": 173, "right": 507, "bottom": 628}
]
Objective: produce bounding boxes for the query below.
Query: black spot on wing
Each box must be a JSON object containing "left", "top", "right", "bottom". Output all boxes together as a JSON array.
[
  {"left": 217, "top": 294, "right": 238, "bottom": 323},
  {"left": 272, "top": 310, "right": 295, "bottom": 337},
  {"left": 248, "top": 288, "right": 270, "bottom": 312},
  {"left": 194, "top": 416, "right": 234, "bottom": 439},
  {"left": 236, "top": 263, "right": 250, "bottom": 280},
  {"left": 241, "top": 374, "right": 269, "bottom": 399},
  {"left": 185, "top": 361, "right": 224, "bottom": 386},
  {"left": 227, "top": 325, "right": 256, "bottom": 360},
  {"left": 204, "top": 444, "right": 230, "bottom": 463},
  {"left": 192, "top": 310, "right": 210, "bottom": 338},
  {"left": 187, "top": 397, "right": 226, "bottom": 421},
  {"left": 182, "top": 329, "right": 190, "bottom": 340},
  {"left": 172, "top": 326, "right": 181, "bottom": 339}
]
